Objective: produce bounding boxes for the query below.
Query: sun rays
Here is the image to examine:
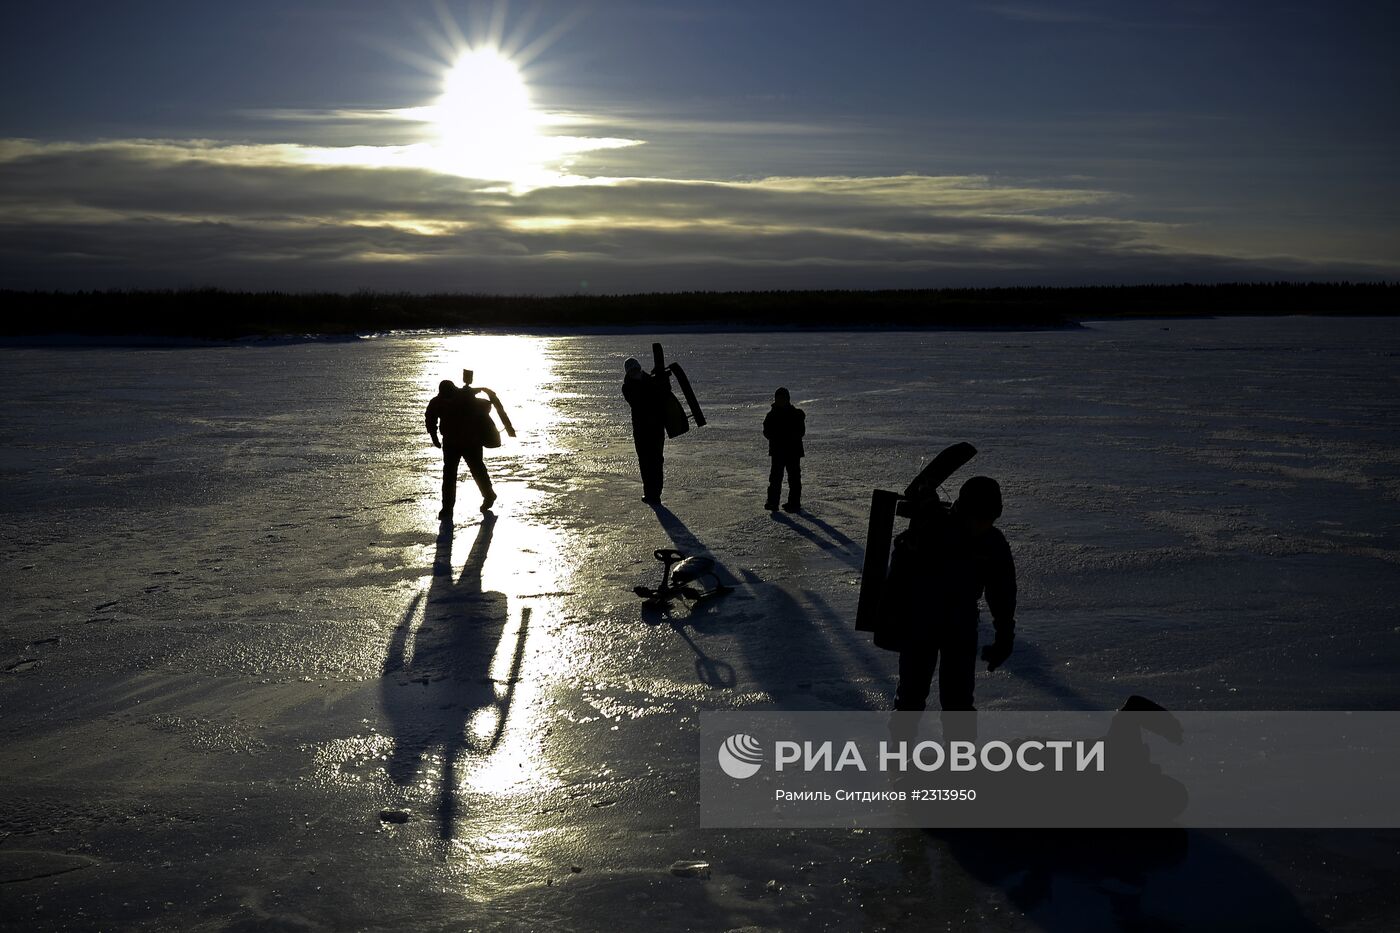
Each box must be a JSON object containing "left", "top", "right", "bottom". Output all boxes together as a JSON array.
[{"left": 327, "top": 4, "right": 641, "bottom": 189}]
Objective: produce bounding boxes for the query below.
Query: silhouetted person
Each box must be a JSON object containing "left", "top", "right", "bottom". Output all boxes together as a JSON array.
[
  {"left": 893, "top": 476, "right": 1016, "bottom": 712},
  {"left": 425, "top": 377, "right": 499, "bottom": 519},
  {"left": 622, "top": 356, "right": 667, "bottom": 504},
  {"left": 763, "top": 386, "right": 805, "bottom": 512}
]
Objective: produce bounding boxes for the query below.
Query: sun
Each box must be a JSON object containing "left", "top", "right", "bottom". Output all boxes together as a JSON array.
[{"left": 432, "top": 48, "right": 541, "bottom": 182}]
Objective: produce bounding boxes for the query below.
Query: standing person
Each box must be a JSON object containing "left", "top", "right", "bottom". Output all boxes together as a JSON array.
[
  {"left": 891, "top": 476, "right": 1016, "bottom": 712},
  {"left": 622, "top": 357, "right": 667, "bottom": 505},
  {"left": 425, "top": 377, "right": 499, "bottom": 520},
  {"left": 763, "top": 387, "right": 805, "bottom": 512}
]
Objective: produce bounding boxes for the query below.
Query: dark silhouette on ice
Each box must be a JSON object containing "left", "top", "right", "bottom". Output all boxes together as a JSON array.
[
  {"left": 425, "top": 372, "right": 512, "bottom": 518},
  {"left": 796, "top": 511, "right": 860, "bottom": 550},
  {"left": 892, "top": 696, "right": 1189, "bottom": 827},
  {"left": 880, "top": 474, "right": 1017, "bottom": 712},
  {"left": 622, "top": 356, "right": 669, "bottom": 504},
  {"left": 639, "top": 601, "right": 738, "bottom": 689},
  {"left": 649, "top": 506, "right": 738, "bottom": 607},
  {"left": 653, "top": 505, "right": 889, "bottom": 704},
  {"left": 634, "top": 547, "right": 732, "bottom": 607},
  {"left": 737, "top": 566, "right": 894, "bottom": 709},
  {"left": 876, "top": 826, "right": 1322, "bottom": 932},
  {"left": 769, "top": 512, "right": 863, "bottom": 569},
  {"left": 382, "top": 514, "right": 526, "bottom": 839},
  {"left": 869, "top": 697, "right": 1317, "bottom": 931},
  {"left": 762, "top": 386, "right": 805, "bottom": 512},
  {"left": 1006, "top": 638, "right": 1104, "bottom": 710}
]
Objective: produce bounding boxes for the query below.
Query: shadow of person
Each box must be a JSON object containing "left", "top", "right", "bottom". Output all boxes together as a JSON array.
[
  {"left": 1006, "top": 638, "right": 1115, "bottom": 711},
  {"left": 640, "top": 598, "right": 737, "bottom": 688},
  {"left": 879, "top": 697, "right": 1319, "bottom": 932},
  {"left": 769, "top": 511, "right": 864, "bottom": 568},
  {"left": 916, "top": 827, "right": 1320, "bottom": 932},
  {"left": 381, "top": 514, "right": 527, "bottom": 840},
  {"left": 798, "top": 511, "right": 860, "bottom": 551},
  {"left": 641, "top": 504, "right": 750, "bottom": 685},
  {"left": 649, "top": 504, "right": 891, "bottom": 704},
  {"left": 651, "top": 505, "right": 712, "bottom": 562}
]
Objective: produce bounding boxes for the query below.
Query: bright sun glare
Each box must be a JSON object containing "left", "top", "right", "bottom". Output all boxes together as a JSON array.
[
  {"left": 433, "top": 48, "right": 540, "bottom": 182},
  {"left": 297, "top": 14, "right": 641, "bottom": 191}
]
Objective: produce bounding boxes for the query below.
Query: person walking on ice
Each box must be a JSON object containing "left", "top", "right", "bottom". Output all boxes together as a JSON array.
[
  {"left": 763, "top": 386, "right": 805, "bottom": 512},
  {"left": 891, "top": 475, "right": 1016, "bottom": 712},
  {"left": 425, "top": 370, "right": 513, "bottom": 520},
  {"left": 622, "top": 356, "right": 668, "bottom": 505}
]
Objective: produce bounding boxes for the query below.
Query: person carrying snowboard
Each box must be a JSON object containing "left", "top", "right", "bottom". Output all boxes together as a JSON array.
[
  {"left": 425, "top": 374, "right": 500, "bottom": 519},
  {"left": 763, "top": 386, "right": 805, "bottom": 512},
  {"left": 622, "top": 357, "right": 668, "bottom": 504},
  {"left": 890, "top": 475, "right": 1016, "bottom": 712}
]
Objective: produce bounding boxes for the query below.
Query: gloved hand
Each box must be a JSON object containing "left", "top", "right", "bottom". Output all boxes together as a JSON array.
[{"left": 981, "top": 634, "right": 1014, "bottom": 671}]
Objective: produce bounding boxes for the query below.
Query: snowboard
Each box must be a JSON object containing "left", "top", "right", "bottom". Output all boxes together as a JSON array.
[
  {"left": 652, "top": 343, "right": 705, "bottom": 437},
  {"left": 668, "top": 363, "right": 706, "bottom": 427},
  {"left": 855, "top": 489, "right": 902, "bottom": 632},
  {"left": 854, "top": 442, "right": 979, "bottom": 634},
  {"left": 464, "top": 370, "right": 517, "bottom": 438},
  {"left": 903, "top": 441, "right": 977, "bottom": 505}
]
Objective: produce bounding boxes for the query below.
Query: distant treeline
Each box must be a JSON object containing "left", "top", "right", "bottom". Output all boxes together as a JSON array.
[{"left": 1, "top": 282, "right": 1394, "bottom": 339}]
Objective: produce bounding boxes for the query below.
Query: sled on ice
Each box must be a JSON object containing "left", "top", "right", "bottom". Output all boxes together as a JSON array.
[{"left": 634, "top": 548, "right": 732, "bottom": 607}]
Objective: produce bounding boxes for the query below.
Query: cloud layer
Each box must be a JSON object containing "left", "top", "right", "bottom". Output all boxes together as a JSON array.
[{"left": 0, "top": 138, "right": 1387, "bottom": 293}]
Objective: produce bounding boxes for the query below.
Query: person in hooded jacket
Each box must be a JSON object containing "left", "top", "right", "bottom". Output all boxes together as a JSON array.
[
  {"left": 763, "top": 386, "right": 805, "bottom": 512},
  {"left": 891, "top": 475, "right": 1016, "bottom": 712}
]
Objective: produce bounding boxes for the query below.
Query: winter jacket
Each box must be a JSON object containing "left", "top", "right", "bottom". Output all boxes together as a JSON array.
[
  {"left": 623, "top": 371, "right": 668, "bottom": 430},
  {"left": 763, "top": 404, "right": 806, "bottom": 458},
  {"left": 426, "top": 388, "right": 494, "bottom": 446},
  {"left": 878, "top": 505, "right": 1016, "bottom": 651}
]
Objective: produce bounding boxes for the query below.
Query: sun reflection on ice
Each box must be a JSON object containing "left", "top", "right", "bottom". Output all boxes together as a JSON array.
[
  {"left": 392, "top": 334, "right": 576, "bottom": 826},
  {"left": 412, "top": 333, "right": 567, "bottom": 528}
]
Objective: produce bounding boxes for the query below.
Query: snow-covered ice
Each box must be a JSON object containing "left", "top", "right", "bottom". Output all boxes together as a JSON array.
[{"left": 2, "top": 317, "right": 1398, "bottom": 930}]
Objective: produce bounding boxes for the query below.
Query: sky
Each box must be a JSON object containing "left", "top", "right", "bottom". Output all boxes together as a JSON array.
[{"left": 1, "top": 0, "right": 1396, "bottom": 294}]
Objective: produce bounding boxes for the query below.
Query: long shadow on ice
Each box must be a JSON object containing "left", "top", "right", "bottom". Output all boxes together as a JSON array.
[
  {"left": 869, "top": 700, "right": 1317, "bottom": 930},
  {"left": 875, "top": 828, "right": 1320, "bottom": 932},
  {"left": 796, "top": 510, "right": 861, "bottom": 551},
  {"left": 643, "top": 505, "right": 739, "bottom": 687},
  {"left": 651, "top": 505, "right": 888, "bottom": 706},
  {"left": 769, "top": 511, "right": 864, "bottom": 569},
  {"left": 381, "top": 515, "right": 527, "bottom": 839},
  {"left": 639, "top": 601, "right": 738, "bottom": 689},
  {"left": 1003, "top": 639, "right": 1104, "bottom": 711}
]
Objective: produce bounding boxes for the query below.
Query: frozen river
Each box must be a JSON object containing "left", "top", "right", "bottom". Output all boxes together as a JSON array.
[{"left": 2, "top": 317, "right": 1398, "bottom": 930}]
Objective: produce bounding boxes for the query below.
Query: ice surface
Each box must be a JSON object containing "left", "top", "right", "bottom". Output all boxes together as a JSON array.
[{"left": 1, "top": 318, "right": 1398, "bottom": 930}]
